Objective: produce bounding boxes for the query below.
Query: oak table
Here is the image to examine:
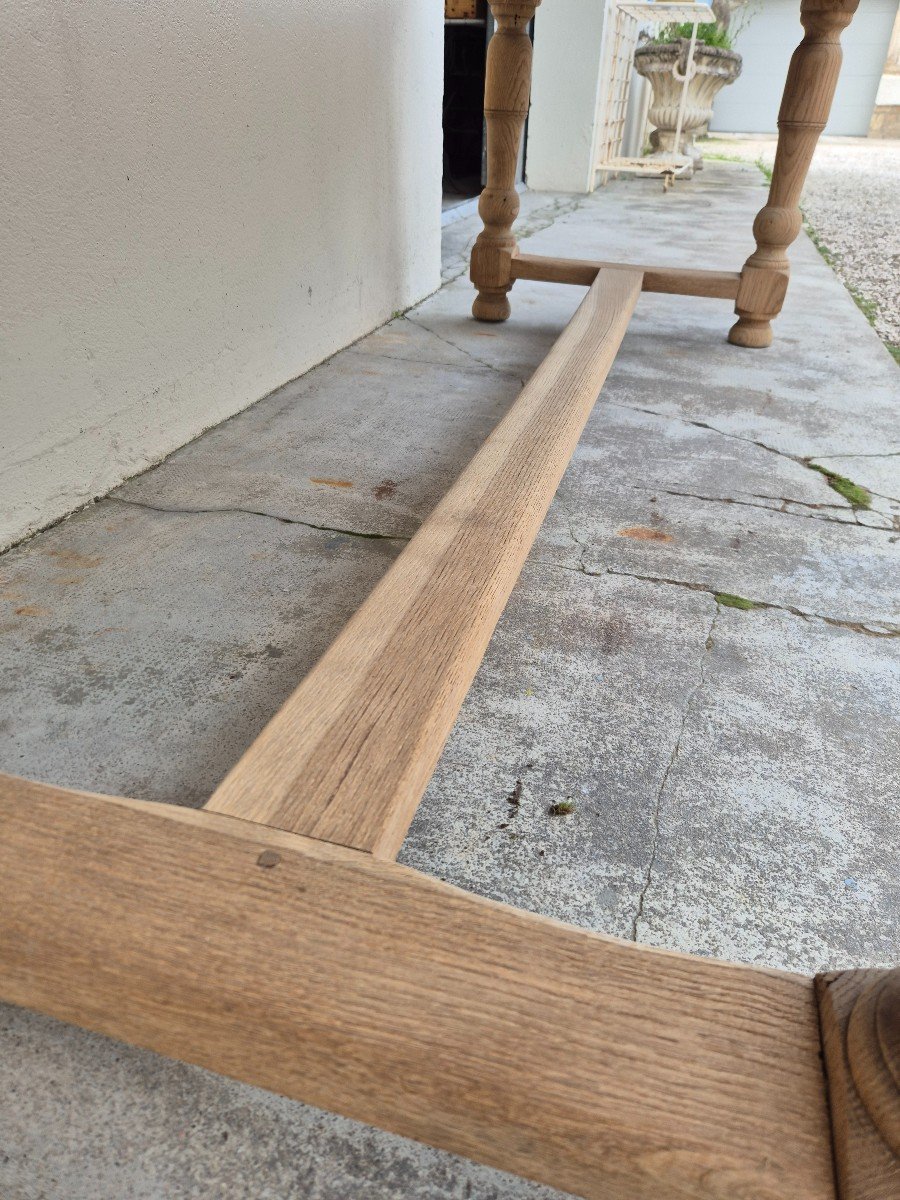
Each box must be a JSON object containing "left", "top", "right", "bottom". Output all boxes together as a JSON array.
[{"left": 2, "top": 3, "right": 897, "bottom": 1198}]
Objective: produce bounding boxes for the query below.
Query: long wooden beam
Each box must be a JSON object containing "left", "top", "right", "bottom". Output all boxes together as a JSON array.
[
  {"left": 511, "top": 253, "right": 742, "bottom": 299},
  {"left": 205, "top": 268, "right": 642, "bottom": 857},
  {"left": 0, "top": 775, "right": 837, "bottom": 1200}
]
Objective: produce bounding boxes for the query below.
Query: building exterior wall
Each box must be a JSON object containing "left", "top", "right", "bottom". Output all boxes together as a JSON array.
[
  {"left": 527, "top": 0, "right": 607, "bottom": 193},
  {"left": 710, "top": 0, "right": 899, "bottom": 136},
  {"left": 1, "top": 0, "right": 443, "bottom": 550}
]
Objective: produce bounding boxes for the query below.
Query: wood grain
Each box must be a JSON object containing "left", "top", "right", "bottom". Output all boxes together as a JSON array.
[
  {"left": 817, "top": 970, "right": 900, "bottom": 1200},
  {"left": 206, "top": 269, "right": 642, "bottom": 857},
  {"left": 470, "top": 0, "right": 540, "bottom": 321},
  {"left": 511, "top": 252, "right": 741, "bottom": 298},
  {"left": 729, "top": 0, "right": 860, "bottom": 347},
  {"left": 1, "top": 775, "right": 836, "bottom": 1200}
]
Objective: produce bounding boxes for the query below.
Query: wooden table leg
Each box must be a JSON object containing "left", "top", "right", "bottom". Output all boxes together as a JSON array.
[
  {"left": 729, "top": 0, "right": 860, "bottom": 348},
  {"left": 471, "top": 0, "right": 540, "bottom": 322}
]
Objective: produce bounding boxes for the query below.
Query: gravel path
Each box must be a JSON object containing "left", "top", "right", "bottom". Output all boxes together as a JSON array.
[{"left": 705, "top": 134, "right": 900, "bottom": 358}]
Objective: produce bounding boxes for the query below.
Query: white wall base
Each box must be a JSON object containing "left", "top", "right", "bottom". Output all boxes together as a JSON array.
[{"left": 1, "top": 0, "right": 443, "bottom": 550}]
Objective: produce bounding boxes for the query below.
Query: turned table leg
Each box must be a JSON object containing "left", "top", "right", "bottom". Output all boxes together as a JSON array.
[
  {"left": 817, "top": 967, "right": 900, "bottom": 1200},
  {"left": 729, "top": 0, "right": 860, "bottom": 348},
  {"left": 471, "top": 0, "right": 540, "bottom": 322}
]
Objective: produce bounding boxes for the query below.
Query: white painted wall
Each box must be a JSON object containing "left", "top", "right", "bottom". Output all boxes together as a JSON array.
[
  {"left": 711, "top": 0, "right": 899, "bottom": 136},
  {"left": 0, "top": 0, "right": 443, "bottom": 550},
  {"left": 527, "top": 0, "right": 607, "bottom": 193}
]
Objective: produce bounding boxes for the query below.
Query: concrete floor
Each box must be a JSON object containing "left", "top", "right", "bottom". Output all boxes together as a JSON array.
[{"left": 1, "top": 162, "right": 899, "bottom": 1199}]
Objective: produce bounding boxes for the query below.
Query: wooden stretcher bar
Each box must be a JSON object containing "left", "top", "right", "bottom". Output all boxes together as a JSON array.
[
  {"left": 206, "top": 268, "right": 641, "bottom": 856},
  {"left": 0, "top": 1, "right": 897, "bottom": 1197},
  {"left": 2, "top": 776, "right": 838, "bottom": 1200},
  {"left": 511, "top": 252, "right": 742, "bottom": 299}
]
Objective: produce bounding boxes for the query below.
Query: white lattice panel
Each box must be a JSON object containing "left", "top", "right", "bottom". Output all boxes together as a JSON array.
[
  {"left": 617, "top": 3, "right": 714, "bottom": 21},
  {"left": 593, "top": 1, "right": 715, "bottom": 182}
]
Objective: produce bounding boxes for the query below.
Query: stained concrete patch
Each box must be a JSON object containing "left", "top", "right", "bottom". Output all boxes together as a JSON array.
[
  {"left": 0, "top": 1007, "right": 567, "bottom": 1200},
  {"left": 635, "top": 606, "right": 900, "bottom": 973},
  {"left": 401, "top": 564, "right": 717, "bottom": 938},
  {"left": 114, "top": 341, "right": 522, "bottom": 539},
  {"left": 0, "top": 501, "right": 401, "bottom": 806}
]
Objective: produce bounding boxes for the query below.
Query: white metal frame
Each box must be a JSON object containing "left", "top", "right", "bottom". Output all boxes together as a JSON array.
[{"left": 594, "top": 2, "right": 715, "bottom": 187}]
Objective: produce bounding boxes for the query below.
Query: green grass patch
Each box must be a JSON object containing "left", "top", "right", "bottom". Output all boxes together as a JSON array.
[
  {"left": 755, "top": 157, "right": 773, "bottom": 183},
  {"left": 702, "top": 151, "right": 752, "bottom": 165},
  {"left": 715, "top": 593, "right": 756, "bottom": 611},
  {"left": 809, "top": 464, "right": 872, "bottom": 509}
]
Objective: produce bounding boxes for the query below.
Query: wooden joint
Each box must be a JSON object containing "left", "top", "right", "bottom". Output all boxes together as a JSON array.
[{"left": 734, "top": 265, "right": 790, "bottom": 319}]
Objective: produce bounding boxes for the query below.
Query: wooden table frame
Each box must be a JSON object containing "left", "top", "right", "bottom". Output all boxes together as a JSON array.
[{"left": 2, "top": 2, "right": 897, "bottom": 1197}]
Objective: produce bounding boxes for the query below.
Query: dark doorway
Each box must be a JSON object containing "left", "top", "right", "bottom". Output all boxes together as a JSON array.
[
  {"left": 442, "top": 4, "right": 489, "bottom": 215},
  {"left": 442, "top": 4, "right": 530, "bottom": 221}
]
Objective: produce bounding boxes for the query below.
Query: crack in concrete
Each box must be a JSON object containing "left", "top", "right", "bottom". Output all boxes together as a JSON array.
[
  {"left": 631, "top": 603, "right": 719, "bottom": 942},
  {"left": 601, "top": 565, "right": 900, "bottom": 638},
  {"left": 530, "top": 541, "right": 899, "bottom": 637},
  {"left": 605, "top": 399, "right": 900, "bottom": 518},
  {"left": 347, "top": 346, "right": 504, "bottom": 377},
  {"left": 111, "top": 497, "right": 412, "bottom": 543},
  {"left": 606, "top": 399, "right": 807, "bottom": 468},
  {"left": 819, "top": 450, "right": 900, "bottom": 459},
  {"left": 637, "top": 485, "right": 896, "bottom": 532},
  {"left": 644, "top": 486, "right": 853, "bottom": 527},
  {"left": 403, "top": 313, "right": 525, "bottom": 382}
]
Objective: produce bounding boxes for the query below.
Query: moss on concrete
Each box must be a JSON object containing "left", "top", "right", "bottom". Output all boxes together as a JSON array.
[
  {"left": 809, "top": 464, "right": 872, "bottom": 509},
  {"left": 715, "top": 593, "right": 756, "bottom": 611}
]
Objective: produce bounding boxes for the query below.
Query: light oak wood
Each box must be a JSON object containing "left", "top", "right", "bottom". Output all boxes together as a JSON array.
[
  {"left": 729, "top": 0, "right": 860, "bottom": 347},
  {"left": 206, "top": 269, "right": 641, "bottom": 857},
  {"left": 817, "top": 970, "right": 900, "bottom": 1200},
  {"left": 512, "top": 252, "right": 742, "bottom": 298},
  {"left": 1, "top": 774, "right": 838, "bottom": 1200},
  {"left": 2, "top": 6, "right": 895, "bottom": 1196},
  {"left": 470, "top": 0, "right": 540, "bottom": 321}
]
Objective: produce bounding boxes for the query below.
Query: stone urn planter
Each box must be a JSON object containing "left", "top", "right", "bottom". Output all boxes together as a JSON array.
[{"left": 634, "top": 40, "right": 742, "bottom": 176}]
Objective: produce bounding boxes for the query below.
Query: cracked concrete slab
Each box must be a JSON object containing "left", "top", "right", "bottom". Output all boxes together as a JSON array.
[
  {"left": 400, "top": 563, "right": 717, "bottom": 939},
  {"left": 1, "top": 161, "right": 899, "bottom": 1200},
  {"left": 634, "top": 605, "right": 900, "bottom": 973},
  {"left": 0, "top": 501, "right": 402, "bottom": 807},
  {"left": 114, "top": 335, "right": 522, "bottom": 539},
  {"left": 547, "top": 450, "right": 900, "bottom": 632},
  {"left": 579, "top": 400, "right": 856, "bottom": 514}
]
